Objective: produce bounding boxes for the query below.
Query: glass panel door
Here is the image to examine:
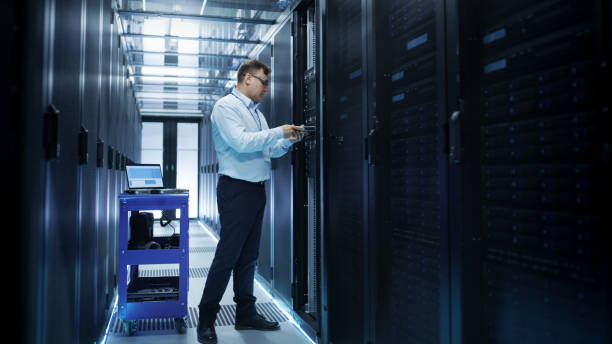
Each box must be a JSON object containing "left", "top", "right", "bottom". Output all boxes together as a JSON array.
[
  {"left": 141, "top": 122, "right": 164, "bottom": 165},
  {"left": 141, "top": 120, "right": 199, "bottom": 219},
  {"left": 177, "top": 122, "right": 199, "bottom": 218},
  {"left": 141, "top": 122, "right": 164, "bottom": 218}
]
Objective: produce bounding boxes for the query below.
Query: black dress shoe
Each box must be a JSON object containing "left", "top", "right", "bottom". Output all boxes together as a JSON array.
[
  {"left": 197, "top": 324, "right": 217, "bottom": 344},
  {"left": 235, "top": 314, "right": 280, "bottom": 331}
]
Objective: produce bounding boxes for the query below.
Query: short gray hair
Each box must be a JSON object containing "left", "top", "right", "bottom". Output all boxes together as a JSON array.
[{"left": 237, "top": 59, "right": 271, "bottom": 83}]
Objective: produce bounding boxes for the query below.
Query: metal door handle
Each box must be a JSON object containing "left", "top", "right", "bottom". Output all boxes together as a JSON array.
[
  {"left": 449, "top": 111, "right": 462, "bottom": 164},
  {"left": 43, "top": 104, "right": 60, "bottom": 160},
  {"left": 365, "top": 129, "right": 377, "bottom": 165},
  {"left": 78, "top": 126, "right": 88, "bottom": 165},
  {"left": 97, "top": 139, "right": 104, "bottom": 168}
]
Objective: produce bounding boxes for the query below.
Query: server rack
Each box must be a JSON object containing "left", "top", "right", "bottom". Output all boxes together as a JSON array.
[
  {"left": 12, "top": 0, "right": 142, "bottom": 341},
  {"left": 94, "top": 0, "right": 112, "bottom": 329},
  {"left": 292, "top": 0, "right": 322, "bottom": 337},
  {"left": 44, "top": 1, "right": 88, "bottom": 342},
  {"left": 10, "top": 1, "right": 49, "bottom": 343},
  {"left": 257, "top": 43, "right": 274, "bottom": 283},
  {"left": 324, "top": 0, "right": 370, "bottom": 343},
  {"left": 192, "top": 1, "right": 611, "bottom": 343},
  {"left": 271, "top": 19, "right": 295, "bottom": 304},
  {"left": 200, "top": 113, "right": 220, "bottom": 235},
  {"left": 454, "top": 0, "right": 612, "bottom": 343},
  {"left": 373, "top": 0, "right": 451, "bottom": 343},
  {"left": 332, "top": 0, "right": 612, "bottom": 343}
]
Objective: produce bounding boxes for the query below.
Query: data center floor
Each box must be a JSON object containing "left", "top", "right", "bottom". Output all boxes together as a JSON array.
[{"left": 106, "top": 220, "right": 311, "bottom": 344}]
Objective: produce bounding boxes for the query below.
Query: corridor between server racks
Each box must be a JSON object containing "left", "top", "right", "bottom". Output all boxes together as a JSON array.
[{"left": 7, "top": 0, "right": 612, "bottom": 343}]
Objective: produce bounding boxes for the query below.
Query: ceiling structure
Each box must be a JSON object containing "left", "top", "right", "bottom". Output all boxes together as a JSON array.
[{"left": 116, "top": 0, "right": 295, "bottom": 117}]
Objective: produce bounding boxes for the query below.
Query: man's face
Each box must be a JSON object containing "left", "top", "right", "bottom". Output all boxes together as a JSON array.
[{"left": 246, "top": 68, "right": 269, "bottom": 103}]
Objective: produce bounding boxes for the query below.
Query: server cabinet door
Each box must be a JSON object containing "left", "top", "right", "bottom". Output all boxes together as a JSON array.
[
  {"left": 14, "top": 0, "right": 55, "bottom": 342},
  {"left": 44, "top": 1, "right": 84, "bottom": 342},
  {"left": 324, "top": 1, "right": 368, "bottom": 342},
  {"left": 258, "top": 44, "right": 274, "bottom": 283},
  {"left": 107, "top": 18, "right": 120, "bottom": 304},
  {"left": 96, "top": 0, "right": 112, "bottom": 318},
  {"left": 456, "top": 0, "right": 611, "bottom": 343},
  {"left": 77, "top": 0, "right": 103, "bottom": 341},
  {"left": 374, "top": 0, "right": 451, "bottom": 343},
  {"left": 292, "top": 1, "right": 322, "bottom": 332},
  {"left": 272, "top": 20, "right": 294, "bottom": 303}
]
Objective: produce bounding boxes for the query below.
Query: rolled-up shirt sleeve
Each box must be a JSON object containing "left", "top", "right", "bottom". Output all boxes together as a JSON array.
[
  {"left": 212, "top": 102, "right": 284, "bottom": 153},
  {"left": 269, "top": 138, "right": 294, "bottom": 158}
]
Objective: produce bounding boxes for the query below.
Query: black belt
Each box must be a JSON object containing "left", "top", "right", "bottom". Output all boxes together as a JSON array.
[{"left": 220, "top": 175, "right": 265, "bottom": 186}]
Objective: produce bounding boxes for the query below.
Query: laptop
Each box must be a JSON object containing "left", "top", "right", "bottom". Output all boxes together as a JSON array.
[{"left": 125, "top": 164, "right": 188, "bottom": 194}]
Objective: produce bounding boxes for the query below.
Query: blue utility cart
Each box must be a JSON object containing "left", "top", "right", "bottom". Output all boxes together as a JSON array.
[{"left": 117, "top": 192, "right": 189, "bottom": 336}]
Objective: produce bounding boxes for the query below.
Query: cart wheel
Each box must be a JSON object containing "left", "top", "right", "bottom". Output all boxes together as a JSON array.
[
  {"left": 123, "top": 320, "right": 136, "bottom": 336},
  {"left": 175, "top": 317, "right": 187, "bottom": 334}
]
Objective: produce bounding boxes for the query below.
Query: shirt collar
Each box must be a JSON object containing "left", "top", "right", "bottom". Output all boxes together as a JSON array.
[{"left": 232, "top": 88, "right": 260, "bottom": 110}]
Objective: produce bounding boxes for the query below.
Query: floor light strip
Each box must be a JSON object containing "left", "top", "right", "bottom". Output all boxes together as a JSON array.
[
  {"left": 99, "top": 294, "right": 118, "bottom": 344},
  {"left": 254, "top": 279, "right": 317, "bottom": 344},
  {"left": 196, "top": 221, "right": 316, "bottom": 344}
]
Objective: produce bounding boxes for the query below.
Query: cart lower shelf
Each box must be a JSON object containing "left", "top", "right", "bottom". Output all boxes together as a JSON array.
[{"left": 127, "top": 276, "right": 179, "bottom": 302}]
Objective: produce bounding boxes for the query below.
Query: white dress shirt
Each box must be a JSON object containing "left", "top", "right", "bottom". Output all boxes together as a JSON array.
[{"left": 210, "top": 88, "right": 293, "bottom": 182}]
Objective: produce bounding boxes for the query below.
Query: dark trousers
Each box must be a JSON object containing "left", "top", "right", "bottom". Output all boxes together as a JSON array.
[{"left": 199, "top": 175, "right": 266, "bottom": 326}]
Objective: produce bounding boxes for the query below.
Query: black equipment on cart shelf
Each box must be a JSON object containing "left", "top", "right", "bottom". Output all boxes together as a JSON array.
[
  {"left": 129, "top": 211, "right": 154, "bottom": 249},
  {"left": 129, "top": 211, "right": 180, "bottom": 249}
]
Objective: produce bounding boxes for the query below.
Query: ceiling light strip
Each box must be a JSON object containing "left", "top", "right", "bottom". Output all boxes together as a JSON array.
[
  {"left": 117, "top": 10, "right": 276, "bottom": 25},
  {"left": 131, "top": 73, "right": 234, "bottom": 81},
  {"left": 141, "top": 112, "right": 204, "bottom": 118},
  {"left": 133, "top": 83, "right": 229, "bottom": 91},
  {"left": 121, "top": 33, "right": 260, "bottom": 45},
  {"left": 136, "top": 91, "right": 225, "bottom": 96},
  {"left": 140, "top": 109, "right": 203, "bottom": 113},
  {"left": 131, "top": 63, "right": 237, "bottom": 73},
  {"left": 135, "top": 89, "right": 224, "bottom": 95},
  {"left": 134, "top": 87, "right": 227, "bottom": 95},
  {"left": 133, "top": 82, "right": 228, "bottom": 88},
  {"left": 127, "top": 50, "right": 248, "bottom": 59},
  {"left": 136, "top": 92, "right": 221, "bottom": 98},
  {"left": 136, "top": 96, "right": 220, "bottom": 102}
]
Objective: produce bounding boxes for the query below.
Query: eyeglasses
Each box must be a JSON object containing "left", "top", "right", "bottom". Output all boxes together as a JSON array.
[{"left": 249, "top": 73, "right": 269, "bottom": 87}]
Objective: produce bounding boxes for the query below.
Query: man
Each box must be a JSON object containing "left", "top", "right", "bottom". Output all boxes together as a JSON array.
[{"left": 197, "top": 60, "right": 303, "bottom": 344}]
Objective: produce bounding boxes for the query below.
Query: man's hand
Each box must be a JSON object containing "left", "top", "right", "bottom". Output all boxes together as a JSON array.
[
  {"left": 289, "top": 131, "right": 303, "bottom": 143},
  {"left": 281, "top": 124, "right": 305, "bottom": 139},
  {"left": 288, "top": 125, "right": 305, "bottom": 142}
]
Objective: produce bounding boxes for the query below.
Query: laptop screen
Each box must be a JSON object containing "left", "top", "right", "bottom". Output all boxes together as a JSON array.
[{"left": 126, "top": 164, "right": 164, "bottom": 189}]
